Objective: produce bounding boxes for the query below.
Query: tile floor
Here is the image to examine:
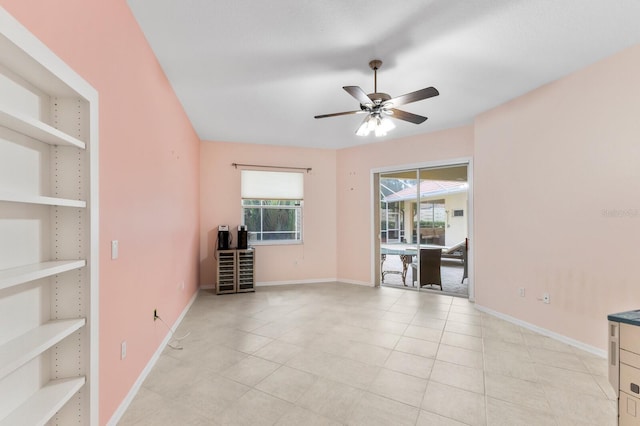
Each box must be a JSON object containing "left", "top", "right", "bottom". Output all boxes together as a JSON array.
[{"left": 118, "top": 283, "right": 616, "bottom": 426}]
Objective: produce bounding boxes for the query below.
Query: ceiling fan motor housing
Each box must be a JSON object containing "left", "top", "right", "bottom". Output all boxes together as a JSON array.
[{"left": 368, "top": 92, "right": 391, "bottom": 104}]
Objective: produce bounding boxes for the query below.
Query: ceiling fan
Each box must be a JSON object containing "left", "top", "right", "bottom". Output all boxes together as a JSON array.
[{"left": 314, "top": 59, "right": 439, "bottom": 137}]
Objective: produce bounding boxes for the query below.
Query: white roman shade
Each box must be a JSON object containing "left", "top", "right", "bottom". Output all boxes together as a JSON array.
[{"left": 241, "top": 170, "right": 304, "bottom": 200}]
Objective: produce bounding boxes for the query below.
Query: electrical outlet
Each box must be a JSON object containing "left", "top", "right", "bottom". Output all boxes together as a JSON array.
[
  {"left": 543, "top": 293, "right": 550, "bottom": 304},
  {"left": 121, "top": 340, "right": 127, "bottom": 360},
  {"left": 519, "top": 287, "right": 525, "bottom": 297},
  {"left": 179, "top": 281, "right": 184, "bottom": 291}
]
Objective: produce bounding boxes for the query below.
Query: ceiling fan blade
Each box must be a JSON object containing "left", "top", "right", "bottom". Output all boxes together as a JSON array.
[
  {"left": 389, "top": 108, "right": 428, "bottom": 124},
  {"left": 314, "top": 110, "right": 364, "bottom": 119},
  {"left": 385, "top": 87, "right": 439, "bottom": 107},
  {"left": 343, "top": 86, "right": 373, "bottom": 106}
]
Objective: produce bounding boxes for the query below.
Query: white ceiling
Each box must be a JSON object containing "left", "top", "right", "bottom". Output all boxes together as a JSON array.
[{"left": 127, "top": 0, "right": 640, "bottom": 149}]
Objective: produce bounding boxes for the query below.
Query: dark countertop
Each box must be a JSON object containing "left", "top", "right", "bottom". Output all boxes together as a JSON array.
[{"left": 608, "top": 309, "right": 640, "bottom": 326}]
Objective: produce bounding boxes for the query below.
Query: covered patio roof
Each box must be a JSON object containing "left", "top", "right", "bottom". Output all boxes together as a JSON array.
[{"left": 383, "top": 180, "right": 468, "bottom": 202}]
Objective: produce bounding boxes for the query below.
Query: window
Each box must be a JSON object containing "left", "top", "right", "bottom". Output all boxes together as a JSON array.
[
  {"left": 242, "top": 199, "right": 302, "bottom": 243},
  {"left": 241, "top": 170, "right": 303, "bottom": 244}
]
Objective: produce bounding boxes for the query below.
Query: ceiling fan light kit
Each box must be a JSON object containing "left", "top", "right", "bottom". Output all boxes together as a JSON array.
[
  {"left": 356, "top": 114, "right": 395, "bottom": 137},
  {"left": 315, "top": 59, "right": 439, "bottom": 137}
]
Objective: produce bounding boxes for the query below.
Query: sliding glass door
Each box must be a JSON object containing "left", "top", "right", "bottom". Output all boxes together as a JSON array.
[
  {"left": 379, "top": 171, "right": 417, "bottom": 287},
  {"left": 377, "top": 164, "right": 469, "bottom": 296}
]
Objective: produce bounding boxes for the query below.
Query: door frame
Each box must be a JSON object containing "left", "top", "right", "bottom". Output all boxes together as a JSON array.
[{"left": 371, "top": 157, "right": 475, "bottom": 301}]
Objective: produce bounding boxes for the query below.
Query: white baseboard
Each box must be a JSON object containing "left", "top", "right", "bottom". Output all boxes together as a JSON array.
[
  {"left": 474, "top": 304, "right": 606, "bottom": 358},
  {"left": 338, "top": 279, "right": 373, "bottom": 287},
  {"left": 202, "top": 279, "right": 372, "bottom": 289},
  {"left": 107, "top": 290, "right": 199, "bottom": 425},
  {"left": 256, "top": 278, "right": 337, "bottom": 286}
]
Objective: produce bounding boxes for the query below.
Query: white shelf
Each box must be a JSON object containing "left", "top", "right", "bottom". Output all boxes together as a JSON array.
[
  {"left": 0, "top": 27, "right": 82, "bottom": 98},
  {"left": 0, "top": 318, "right": 86, "bottom": 380},
  {"left": 0, "top": 376, "right": 85, "bottom": 426},
  {"left": 0, "top": 260, "right": 86, "bottom": 291},
  {"left": 0, "top": 193, "right": 86, "bottom": 208},
  {"left": 0, "top": 107, "right": 85, "bottom": 149},
  {"left": 1, "top": 8, "right": 97, "bottom": 423}
]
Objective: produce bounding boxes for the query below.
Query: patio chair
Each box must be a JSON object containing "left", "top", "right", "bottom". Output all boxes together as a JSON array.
[
  {"left": 461, "top": 239, "right": 468, "bottom": 283},
  {"left": 440, "top": 239, "right": 466, "bottom": 263},
  {"left": 381, "top": 253, "right": 413, "bottom": 285},
  {"left": 441, "top": 238, "right": 469, "bottom": 283},
  {"left": 411, "top": 248, "right": 442, "bottom": 290}
]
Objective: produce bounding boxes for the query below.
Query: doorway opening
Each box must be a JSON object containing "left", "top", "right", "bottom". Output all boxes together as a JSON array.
[{"left": 374, "top": 163, "right": 471, "bottom": 298}]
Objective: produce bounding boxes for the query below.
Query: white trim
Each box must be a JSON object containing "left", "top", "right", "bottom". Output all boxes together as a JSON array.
[
  {"left": 475, "top": 304, "right": 606, "bottom": 358},
  {"left": 88, "top": 84, "right": 100, "bottom": 426},
  {"left": 339, "top": 279, "right": 373, "bottom": 287},
  {"left": 466, "top": 159, "right": 474, "bottom": 302},
  {"left": 106, "top": 290, "right": 199, "bottom": 426},
  {"left": 255, "top": 278, "right": 337, "bottom": 286},
  {"left": 202, "top": 278, "right": 375, "bottom": 288},
  {"left": 371, "top": 157, "right": 472, "bottom": 175},
  {"left": 370, "top": 172, "right": 376, "bottom": 286},
  {"left": 248, "top": 240, "right": 303, "bottom": 247}
]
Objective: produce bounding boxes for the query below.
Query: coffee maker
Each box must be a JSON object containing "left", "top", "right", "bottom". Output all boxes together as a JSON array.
[
  {"left": 237, "top": 225, "right": 248, "bottom": 249},
  {"left": 217, "top": 225, "right": 231, "bottom": 250}
]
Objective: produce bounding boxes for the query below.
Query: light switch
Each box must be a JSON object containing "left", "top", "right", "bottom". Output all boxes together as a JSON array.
[{"left": 111, "top": 240, "right": 119, "bottom": 260}]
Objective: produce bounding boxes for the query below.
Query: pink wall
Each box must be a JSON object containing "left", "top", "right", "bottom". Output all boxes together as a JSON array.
[
  {"left": 336, "top": 127, "right": 474, "bottom": 284},
  {"left": 200, "top": 141, "right": 337, "bottom": 286},
  {"left": 474, "top": 44, "right": 640, "bottom": 350},
  {"left": 0, "top": 2, "right": 201, "bottom": 423},
  {"left": 5, "top": 1, "right": 637, "bottom": 420}
]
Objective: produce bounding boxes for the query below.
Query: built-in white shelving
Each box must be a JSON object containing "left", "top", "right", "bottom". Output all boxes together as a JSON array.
[
  {"left": 0, "top": 7, "right": 98, "bottom": 425},
  {"left": 0, "top": 377, "right": 86, "bottom": 426},
  {"left": 0, "top": 318, "right": 86, "bottom": 380},
  {"left": 0, "top": 107, "right": 86, "bottom": 149},
  {"left": 0, "top": 192, "right": 86, "bottom": 208},
  {"left": 0, "top": 260, "right": 86, "bottom": 291}
]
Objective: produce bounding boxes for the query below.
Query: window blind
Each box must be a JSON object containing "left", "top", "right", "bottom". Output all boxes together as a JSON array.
[{"left": 241, "top": 170, "right": 304, "bottom": 200}]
